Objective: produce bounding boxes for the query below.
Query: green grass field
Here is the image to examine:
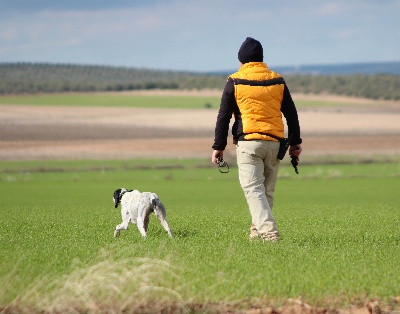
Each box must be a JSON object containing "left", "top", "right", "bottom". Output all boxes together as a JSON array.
[
  {"left": 1, "top": 159, "right": 399, "bottom": 312},
  {"left": 1, "top": 93, "right": 399, "bottom": 312},
  {"left": 0, "top": 93, "right": 380, "bottom": 109},
  {"left": 0, "top": 94, "right": 220, "bottom": 109}
]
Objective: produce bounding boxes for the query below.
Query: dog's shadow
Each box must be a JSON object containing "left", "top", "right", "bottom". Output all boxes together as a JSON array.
[{"left": 145, "top": 226, "right": 197, "bottom": 239}]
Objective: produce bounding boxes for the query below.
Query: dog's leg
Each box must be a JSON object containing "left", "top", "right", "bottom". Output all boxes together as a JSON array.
[
  {"left": 114, "top": 208, "right": 130, "bottom": 238},
  {"left": 143, "top": 215, "right": 150, "bottom": 233},
  {"left": 160, "top": 218, "right": 174, "bottom": 237},
  {"left": 136, "top": 215, "right": 147, "bottom": 237},
  {"left": 154, "top": 201, "right": 173, "bottom": 237}
]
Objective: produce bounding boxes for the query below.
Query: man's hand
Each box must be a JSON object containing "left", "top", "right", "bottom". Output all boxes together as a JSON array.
[
  {"left": 212, "top": 150, "right": 224, "bottom": 164},
  {"left": 289, "top": 144, "right": 302, "bottom": 158},
  {"left": 289, "top": 144, "right": 301, "bottom": 174}
]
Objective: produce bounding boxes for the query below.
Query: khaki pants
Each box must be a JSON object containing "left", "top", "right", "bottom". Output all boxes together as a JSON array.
[{"left": 236, "top": 140, "right": 280, "bottom": 240}]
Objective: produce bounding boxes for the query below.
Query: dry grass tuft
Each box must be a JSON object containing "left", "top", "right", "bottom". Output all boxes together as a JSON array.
[{"left": 4, "top": 254, "right": 189, "bottom": 313}]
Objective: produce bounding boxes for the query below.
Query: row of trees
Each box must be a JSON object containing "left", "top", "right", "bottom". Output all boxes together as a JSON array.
[
  {"left": 284, "top": 74, "right": 400, "bottom": 101},
  {"left": 1, "top": 63, "right": 399, "bottom": 100}
]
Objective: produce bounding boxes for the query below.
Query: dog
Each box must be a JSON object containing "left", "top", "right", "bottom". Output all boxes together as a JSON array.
[{"left": 113, "top": 188, "right": 173, "bottom": 238}]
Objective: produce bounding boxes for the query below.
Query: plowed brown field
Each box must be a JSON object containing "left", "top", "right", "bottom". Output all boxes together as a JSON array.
[{"left": 1, "top": 92, "right": 399, "bottom": 160}]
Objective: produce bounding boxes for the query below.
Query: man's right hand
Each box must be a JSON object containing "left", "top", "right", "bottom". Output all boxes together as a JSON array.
[{"left": 212, "top": 150, "right": 224, "bottom": 164}]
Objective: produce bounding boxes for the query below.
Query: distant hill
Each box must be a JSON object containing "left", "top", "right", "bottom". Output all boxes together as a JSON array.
[
  {"left": 0, "top": 62, "right": 399, "bottom": 100},
  {"left": 215, "top": 61, "right": 400, "bottom": 76},
  {"left": 0, "top": 62, "right": 227, "bottom": 94},
  {"left": 273, "top": 61, "right": 400, "bottom": 75}
]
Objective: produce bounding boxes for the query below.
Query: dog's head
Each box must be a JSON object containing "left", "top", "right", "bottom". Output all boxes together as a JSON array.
[{"left": 113, "top": 188, "right": 126, "bottom": 208}]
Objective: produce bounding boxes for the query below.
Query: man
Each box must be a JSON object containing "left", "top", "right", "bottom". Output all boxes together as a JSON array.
[{"left": 212, "top": 37, "right": 302, "bottom": 242}]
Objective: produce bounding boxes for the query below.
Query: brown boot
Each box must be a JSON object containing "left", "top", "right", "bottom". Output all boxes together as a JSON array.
[{"left": 249, "top": 223, "right": 260, "bottom": 239}]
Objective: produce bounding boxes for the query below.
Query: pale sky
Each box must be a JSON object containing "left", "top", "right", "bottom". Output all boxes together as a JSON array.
[{"left": 0, "top": 0, "right": 399, "bottom": 72}]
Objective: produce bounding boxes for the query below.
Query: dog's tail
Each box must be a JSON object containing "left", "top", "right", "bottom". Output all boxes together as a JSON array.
[
  {"left": 151, "top": 197, "right": 157, "bottom": 209},
  {"left": 149, "top": 194, "right": 167, "bottom": 219}
]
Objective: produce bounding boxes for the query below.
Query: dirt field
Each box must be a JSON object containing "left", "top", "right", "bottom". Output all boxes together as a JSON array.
[{"left": 1, "top": 92, "right": 400, "bottom": 160}]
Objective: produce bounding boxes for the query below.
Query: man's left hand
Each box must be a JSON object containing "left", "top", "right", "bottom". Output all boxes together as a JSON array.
[{"left": 289, "top": 144, "right": 302, "bottom": 158}]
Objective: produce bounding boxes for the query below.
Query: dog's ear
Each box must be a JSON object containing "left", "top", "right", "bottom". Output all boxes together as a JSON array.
[{"left": 113, "top": 189, "right": 122, "bottom": 208}]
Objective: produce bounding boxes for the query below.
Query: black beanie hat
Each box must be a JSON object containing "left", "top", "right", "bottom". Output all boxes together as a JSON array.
[{"left": 238, "top": 37, "right": 263, "bottom": 64}]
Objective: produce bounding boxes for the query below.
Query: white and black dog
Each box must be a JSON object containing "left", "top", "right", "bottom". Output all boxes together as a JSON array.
[{"left": 113, "top": 188, "right": 173, "bottom": 238}]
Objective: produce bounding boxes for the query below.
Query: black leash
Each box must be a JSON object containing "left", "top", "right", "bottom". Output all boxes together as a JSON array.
[
  {"left": 216, "top": 157, "right": 229, "bottom": 174},
  {"left": 291, "top": 156, "right": 299, "bottom": 174}
]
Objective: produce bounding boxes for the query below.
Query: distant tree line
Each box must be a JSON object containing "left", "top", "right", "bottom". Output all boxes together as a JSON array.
[
  {"left": 284, "top": 74, "right": 400, "bottom": 101},
  {"left": 0, "top": 63, "right": 225, "bottom": 93},
  {"left": 0, "top": 63, "right": 399, "bottom": 100}
]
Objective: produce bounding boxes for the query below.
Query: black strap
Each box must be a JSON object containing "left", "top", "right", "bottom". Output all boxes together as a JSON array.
[
  {"left": 243, "top": 132, "right": 284, "bottom": 141},
  {"left": 232, "top": 77, "right": 285, "bottom": 87},
  {"left": 120, "top": 189, "right": 133, "bottom": 199}
]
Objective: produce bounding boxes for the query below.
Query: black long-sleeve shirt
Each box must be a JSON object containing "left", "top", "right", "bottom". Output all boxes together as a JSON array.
[{"left": 212, "top": 77, "right": 302, "bottom": 150}]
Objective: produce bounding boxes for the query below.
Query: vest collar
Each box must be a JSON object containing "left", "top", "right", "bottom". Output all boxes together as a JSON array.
[{"left": 239, "top": 62, "right": 268, "bottom": 71}]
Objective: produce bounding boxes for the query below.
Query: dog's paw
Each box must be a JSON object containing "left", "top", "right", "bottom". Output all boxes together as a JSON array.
[{"left": 114, "top": 230, "right": 120, "bottom": 238}]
